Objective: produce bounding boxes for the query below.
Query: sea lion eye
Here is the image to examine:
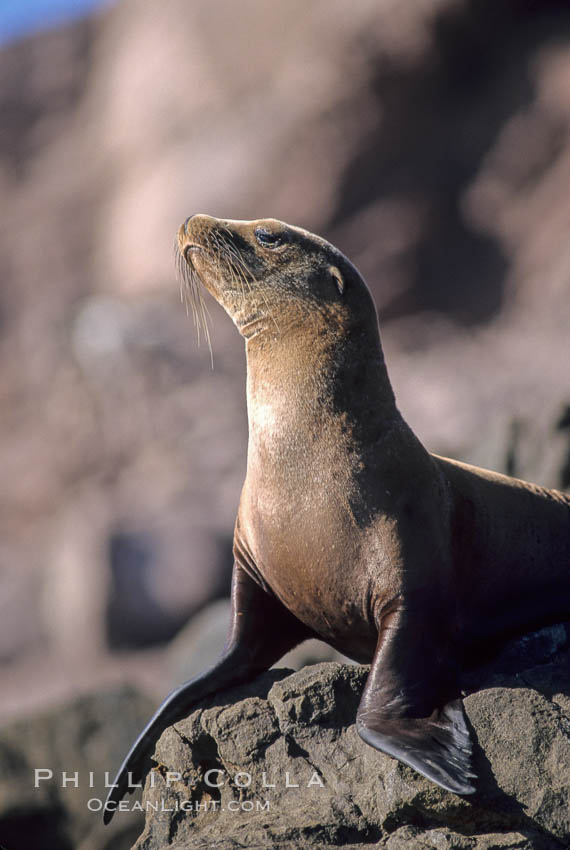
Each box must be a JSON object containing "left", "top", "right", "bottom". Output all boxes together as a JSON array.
[{"left": 254, "top": 228, "right": 283, "bottom": 249}]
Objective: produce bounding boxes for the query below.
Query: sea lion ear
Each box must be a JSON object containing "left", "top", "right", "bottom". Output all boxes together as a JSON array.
[{"left": 329, "top": 266, "right": 345, "bottom": 296}]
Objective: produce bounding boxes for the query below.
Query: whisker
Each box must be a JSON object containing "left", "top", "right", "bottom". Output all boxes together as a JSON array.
[
  {"left": 176, "top": 221, "right": 283, "bottom": 362},
  {"left": 231, "top": 238, "right": 279, "bottom": 333},
  {"left": 174, "top": 241, "right": 214, "bottom": 367},
  {"left": 217, "top": 228, "right": 280, "bottom": 335}
]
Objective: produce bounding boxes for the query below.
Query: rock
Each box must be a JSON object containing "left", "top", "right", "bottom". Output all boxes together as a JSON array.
[
  {"left": 104, "top": 522, "right": 233, "bottom": 650},
  {"left": 167, "top": 598, "right": 232, "bottom": 686},
  {"left": 132, "top": 634, "right": 570, "bottom": 849},
  {"left": 0, "top": 685, "right": 153, "bottom": 850},
  {"left": 383, "top": 826, "right": 540, "bottom": 848},
  {"left": 167, "top": 599, "right": 352, "bottom": 689},
  {"left": 277, "top": 638, "right": 353, "bottom": 671},
  {"left": 463, "top": 402, "right": 570, "bottom": 496}
]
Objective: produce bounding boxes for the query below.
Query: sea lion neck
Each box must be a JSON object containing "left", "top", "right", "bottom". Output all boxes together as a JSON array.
[{"left": 244, "top": 318, "right": 399, "bottom": 468}]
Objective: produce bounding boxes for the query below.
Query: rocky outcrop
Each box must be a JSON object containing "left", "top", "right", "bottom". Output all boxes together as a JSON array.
[
  {"left": 0, "top": 685, "right": 153, "bottom": 850},
  {"left": 133, "top": 630, "right": 570, "bottom": 849}
]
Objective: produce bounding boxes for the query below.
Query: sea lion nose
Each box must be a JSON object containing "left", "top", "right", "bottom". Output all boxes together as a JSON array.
[{"left": 184, "top": 213, "right": 217, "bottom": 235}]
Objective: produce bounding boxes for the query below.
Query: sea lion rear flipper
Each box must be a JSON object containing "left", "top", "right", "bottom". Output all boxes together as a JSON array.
[
  {"left": 104, "top": 563, "right": 313, "bottom": 823},
  {"left": 356, "top": 602, "right": 476, "bottom": 795}
]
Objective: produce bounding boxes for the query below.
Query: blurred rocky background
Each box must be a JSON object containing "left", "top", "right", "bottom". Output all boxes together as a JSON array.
[{"left": 0, "top": 0, "right": 569, "bottom": 847}]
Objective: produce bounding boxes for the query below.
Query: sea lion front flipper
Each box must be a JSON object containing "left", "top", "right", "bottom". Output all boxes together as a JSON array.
[
  {"left": 356, "top": 602, "right": 476, "bottom": 795},
  {"left": 104, "top": 563, "right": 313, "bottom": 824}
]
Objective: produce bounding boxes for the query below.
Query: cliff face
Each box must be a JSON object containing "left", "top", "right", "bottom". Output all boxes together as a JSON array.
[
  {"left": 133, "top": 635, "right": 570, "bottom": 849},
  {"left": 0, "top": 0, "right": 569, "bottom": 795}
]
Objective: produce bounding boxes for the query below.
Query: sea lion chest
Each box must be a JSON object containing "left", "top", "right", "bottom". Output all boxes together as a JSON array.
[{"left": 235, "top": 408, "right": 392, "bottom": 661}]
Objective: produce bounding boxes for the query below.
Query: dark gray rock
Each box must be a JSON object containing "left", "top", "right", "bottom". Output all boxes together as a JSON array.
[
  {"left": 167, "top": 598, "right": 232, "bottom": 686},
  {"left": 132, "top": 629, "right": 570, "bottom": 849},
  {"left": 105, "top": 521, "right": 233, "bottom": 650},
  {"left": 167, "top": 599, "right": 351, "bottom": 689},
  {"left": 0, "top": 685, "right": 153, "bottom": 850},
  {"left": 464, "top": 403, "right": 570, "bottom": 496}
]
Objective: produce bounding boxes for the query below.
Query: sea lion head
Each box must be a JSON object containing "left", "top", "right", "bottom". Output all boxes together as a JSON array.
[{"left": 176, "top": 215, "right": 379, "bottom": 343}]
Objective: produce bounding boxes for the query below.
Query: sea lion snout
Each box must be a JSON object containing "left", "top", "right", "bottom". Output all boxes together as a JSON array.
[
  {"left": 177, "top": 213, "right": 216, "bottom": 248},
  {"left": 176, "top": 215, "right": 384, "bottom": 344}
]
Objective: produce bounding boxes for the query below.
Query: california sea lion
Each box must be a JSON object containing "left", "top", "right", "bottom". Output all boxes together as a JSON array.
[{"left": 104, "top": 215, "right": 570, "bottom": 823}]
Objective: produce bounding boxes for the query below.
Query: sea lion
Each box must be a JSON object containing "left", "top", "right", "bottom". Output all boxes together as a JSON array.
[{"left": 104, "top": 215, "right": 570, "bottom": 823}]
